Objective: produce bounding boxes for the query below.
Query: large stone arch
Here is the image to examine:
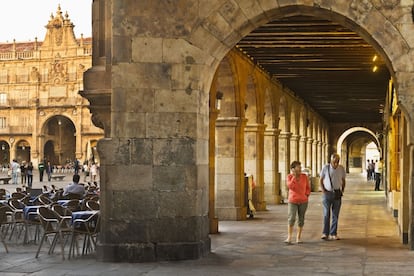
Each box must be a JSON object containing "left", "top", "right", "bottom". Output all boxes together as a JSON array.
[
  {"left": 87, "top": 0, "right": 414, "bottom": 262},
  {"left": 336, "top": 127, "right": 380, "bottom": 158}
]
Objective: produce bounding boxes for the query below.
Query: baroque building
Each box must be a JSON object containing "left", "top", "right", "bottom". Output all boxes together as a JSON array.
[{"left": 0, "top": 6, "right": 102, "bottom": 167}]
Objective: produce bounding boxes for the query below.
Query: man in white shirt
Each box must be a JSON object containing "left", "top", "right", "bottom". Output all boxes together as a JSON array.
[
  {"left": 319, "top": 153, "right": 346, "bottom": 241},
  {"left": 63, "top": 174, "right": 85, "bottom": 198}
]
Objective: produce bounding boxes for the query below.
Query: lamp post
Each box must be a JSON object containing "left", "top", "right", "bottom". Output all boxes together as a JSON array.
[{"left": 58, "top": 119, "right": 62, "bottom": 165}]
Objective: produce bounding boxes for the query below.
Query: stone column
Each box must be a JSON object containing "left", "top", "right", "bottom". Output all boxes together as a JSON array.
[
  {"left": 215, "top": 117, "right": 247, "bottom": 220},
  {"left": 299, "top": 137, "right": 307, "bottom": 166},
  {"left": 279, "top": 132, "right": 291, "bottom": 199},
  {"left": 306, "top": 138, "right": 313, "bottom": 173},
  {"left": 208, "top": 110, "right": 219, "bottom": 234},
  {"left": 244, "top": 123, "right": 266, "bottom": 211},
  {"left": 290, "top": 134, "right": 300, "bottom": 162},
  {"left": 312, "top": 140, "right": 318, "bottom": 177},
  {"left": 87, "top": 18, "right": 212, "bottom": 262},
  {"left": 264, "top": 128, "right": 282, "bottom": 204},
  {"left": 317, "top": 141, "right": 323, "bottom": 175}
]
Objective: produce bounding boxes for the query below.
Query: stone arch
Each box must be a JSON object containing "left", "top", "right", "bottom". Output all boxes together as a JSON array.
[
  {"left": 279, "top": 96, "right": 288, "bottom": 132},
  {"left": 89, "top": 1, "right": 414, "bottom": 261},
  {"left": 15, "top": 139, "right": 30, "bottom": 163},
  {"left": 264, "top": 87, "right": 273, "bottom": 128},
  {"left": 192, "top": 2, "right": 412, "bottom": 133},
  {"left": 245, "top": 74, "right": 257, "bottom": 123},
  {"left": 41, "top": 115, "right": 77, "bottom": 165},
  {"left": 215, "top": 56, "right": 239, "bottom": 118},
  {"left": 336, "top": 127, "right": 380, "bottom": 158}
]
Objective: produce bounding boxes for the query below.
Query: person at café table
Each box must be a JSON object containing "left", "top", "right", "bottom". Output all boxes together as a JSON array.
[{"left": 63, "top": 174, "right": 85, "bottom": 198}]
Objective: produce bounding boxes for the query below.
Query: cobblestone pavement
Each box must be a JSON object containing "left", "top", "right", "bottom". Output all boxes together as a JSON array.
[{"left": 1, "top": 173, "right": 414, "bottom": 275}]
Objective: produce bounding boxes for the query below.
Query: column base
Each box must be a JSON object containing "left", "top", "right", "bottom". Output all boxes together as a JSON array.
[
  {"left": 274, "top": 195, "right": 284, "bottom": 204},
  {"left": 216, "top": 207, "right": 247, "bottom": 220},
  {"left": 255, "top": 200, "right": 267, "bottom": 211},
  {"left": 209, "top": 217, "right": 219, "bottom": 234},
  {"left": 97, "top": 239, "right": 211, "bottom": 262}
]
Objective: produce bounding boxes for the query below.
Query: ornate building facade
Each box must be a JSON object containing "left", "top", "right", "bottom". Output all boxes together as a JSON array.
[{"left": 0, "top": 6, "right": 102, "bottom": 167}]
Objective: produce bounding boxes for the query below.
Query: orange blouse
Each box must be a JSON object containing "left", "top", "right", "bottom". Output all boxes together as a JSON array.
[{"left": 287, "top": 173, "right": 311, "bottom": 204}]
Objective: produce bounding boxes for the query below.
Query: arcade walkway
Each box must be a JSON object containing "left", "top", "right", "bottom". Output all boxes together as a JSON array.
[{"left": 1, "top": 173, "right": 414, "bottom": 275}]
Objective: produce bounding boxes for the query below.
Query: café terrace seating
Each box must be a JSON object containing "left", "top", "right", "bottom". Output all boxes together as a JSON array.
[
  {"left": 36, "top": 206, "right": 72, "bottom": 260},
  {"left": 0, "top": 189, "right": 100, "bottom": 259}
]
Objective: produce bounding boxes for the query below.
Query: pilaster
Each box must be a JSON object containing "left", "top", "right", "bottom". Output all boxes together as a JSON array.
[
  {"left": 244, "top": 123, "right": 267, "bottom": 211},
  {"left": 264, "top": 128, "right": 282, "bottom": 204},
  {"left": 215, "top": 117, "right": 247, "bottom": 220}
]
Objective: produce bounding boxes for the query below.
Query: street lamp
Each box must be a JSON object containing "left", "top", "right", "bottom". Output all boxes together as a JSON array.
[{"left": 58, "top": 119, "right": 62, "bottom": 165}]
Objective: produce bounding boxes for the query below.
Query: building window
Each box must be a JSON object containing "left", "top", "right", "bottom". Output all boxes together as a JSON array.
[
  {"left": 0, "top": 117, "right": 6, "bottom": 128},
  {"left": 0, "top": 93, "right": 6, "bottom": 105}
]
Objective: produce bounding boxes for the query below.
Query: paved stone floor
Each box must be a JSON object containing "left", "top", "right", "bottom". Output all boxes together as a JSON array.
[{"left": 1, "top": 173, "right": 414, "bottom": 275}]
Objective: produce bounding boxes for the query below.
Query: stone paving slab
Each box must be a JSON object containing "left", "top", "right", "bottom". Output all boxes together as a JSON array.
[{"left": 1, "top": 173, "right": 413, "bottom": 275}]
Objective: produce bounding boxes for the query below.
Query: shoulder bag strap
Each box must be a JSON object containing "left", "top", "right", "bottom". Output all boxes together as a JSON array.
[{"left": 327, "top": 165, "right": 334, "bottom": 190}]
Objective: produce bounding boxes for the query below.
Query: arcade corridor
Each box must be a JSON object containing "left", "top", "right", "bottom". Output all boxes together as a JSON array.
[{"left": 1, "top": 173, "right": 412, "bottom": 275}]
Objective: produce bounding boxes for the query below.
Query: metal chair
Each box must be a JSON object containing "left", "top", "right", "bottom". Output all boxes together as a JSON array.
[
  {"left": 69, "top": 211, "right": 100, "bottom": 258},
  {"left": 7, "top": 198, "right": 25, "bottom": 241},
  {"left": 36, "top": 206, "right": 71, "bottom": 260},
  {"left": 0, "top": 206, "right": 10, "bottom": 252},
  {"left": 85, "top": 200, "right": 100, "bottom": 211}
]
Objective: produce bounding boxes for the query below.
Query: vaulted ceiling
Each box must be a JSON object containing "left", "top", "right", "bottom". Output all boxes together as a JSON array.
[{"left": 236, "top": 16, "right": 390, "bottom": 124}]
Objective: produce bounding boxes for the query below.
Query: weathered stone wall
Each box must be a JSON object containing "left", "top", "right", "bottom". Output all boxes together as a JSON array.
[{"left": 85, "top": 0, "right": 414, "bottom": 261}]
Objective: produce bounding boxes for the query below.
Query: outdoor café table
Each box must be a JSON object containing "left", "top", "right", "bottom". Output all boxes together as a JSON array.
[
  {"left": 57, "top": 200, "right": 70, "bottom": 206},
  {"left": 71, "top": 210, "right": 98, "bottom": 224},
  {"left": 23, "top": 205, "right": 41, "bottom": 221}
]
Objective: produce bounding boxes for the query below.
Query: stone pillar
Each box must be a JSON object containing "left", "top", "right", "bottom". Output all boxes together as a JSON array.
[
  {"left": 312, "top": 140, "right": 318, "bottom": 177},
  {"left": 208, "top": 110, "right": 219, "bottom": 234},
  {"left": 244, "top": 123, "right": 266, "bottom": 211},
  {"left": 215, "top": 117, "right": 247, "bottom": 220},
  {"left": 264, "top": 128, "right": 282, "bottom": 204},
  {"left": 306, "top": 138, "right": 313, "bottom": 173},
  {"left": 290, "top": 134, "right": 300, "bottom": 162},
  {"left": 85, "top": 7, "right": 211, "bottom": 260},
  {"left": 409, "top": 143, "right": 414, "bottom": 249},
  {"left": 299, "top": 137, "right": 307, "bottom": 166},
  {"left": 317, "top": 141, "right": 323, "bottom": 176},
  {"left": 279, "top": 132, "right": 291, "bottom": 199}
]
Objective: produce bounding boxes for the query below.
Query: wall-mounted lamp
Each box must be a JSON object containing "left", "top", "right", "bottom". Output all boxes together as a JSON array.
[
  {"left": 244, "top": 103, "right": 248, "bottom": 111},
  {"left": 372, "top": 54, "right": 379, "bottom": 72},
  {"left": 1, "top": 144, "right": 5, "bottom": 151},
  {"left": 58, "top": 119, "right": 62, "bottom": 125},
  {"left": 216, "top": 91, "right": 223, "bottom": 110},
  {"left": 22, "top": 145, "right": 25, "bottom": 150}
]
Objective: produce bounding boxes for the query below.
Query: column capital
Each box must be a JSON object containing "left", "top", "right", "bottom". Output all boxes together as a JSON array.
[
  {"left": 290, "top": 134, "right": 300, "bottom": 141},
  {"left": 306, "top": 138, "right": 314, "bottom": 144},
  {"left": 245, "top": 123, "right": 267, "bottom": 132},
  {"left": 279, "top": 131, "right": 292, "bottom": 139},
  {"left": 216, "top": 117, "right": 248, "bottom": 127},
  {"left": 264, "top": 128, "right": 280, "bottom": 136}
]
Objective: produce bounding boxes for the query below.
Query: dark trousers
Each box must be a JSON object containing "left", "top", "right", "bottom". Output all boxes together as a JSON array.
[
  {"left": 39, "top": 170, "right": 44, "bottom": 182},
  {"left": 27, "top": 174, "right": 33, "bottom": 188},
  {"left": 375, "top": 173, "right": 381, "bottom": 190}
]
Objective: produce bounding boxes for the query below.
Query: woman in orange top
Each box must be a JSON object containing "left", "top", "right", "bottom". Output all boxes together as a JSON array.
[{"left": 285, "top": 160, "right": 311, "bottom": 244}]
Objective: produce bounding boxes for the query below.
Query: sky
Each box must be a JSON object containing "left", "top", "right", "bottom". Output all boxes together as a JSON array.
[{"left": 0, "top": 0, "right": 92, "bottom": 43}]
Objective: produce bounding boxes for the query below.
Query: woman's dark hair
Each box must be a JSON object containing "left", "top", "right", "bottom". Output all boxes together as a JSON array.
[{"left": 290, "top": 161, "right": 301, "bottom": 170}]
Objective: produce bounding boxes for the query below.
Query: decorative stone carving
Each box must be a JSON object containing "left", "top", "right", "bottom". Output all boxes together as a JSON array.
[{"left": 30, "top": 67, "right": 40, "bottom": 83}]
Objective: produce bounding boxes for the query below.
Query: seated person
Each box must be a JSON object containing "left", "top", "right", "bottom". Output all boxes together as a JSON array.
[{"left": 63, "top": 174, "right": 85, "bottom": 198}]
